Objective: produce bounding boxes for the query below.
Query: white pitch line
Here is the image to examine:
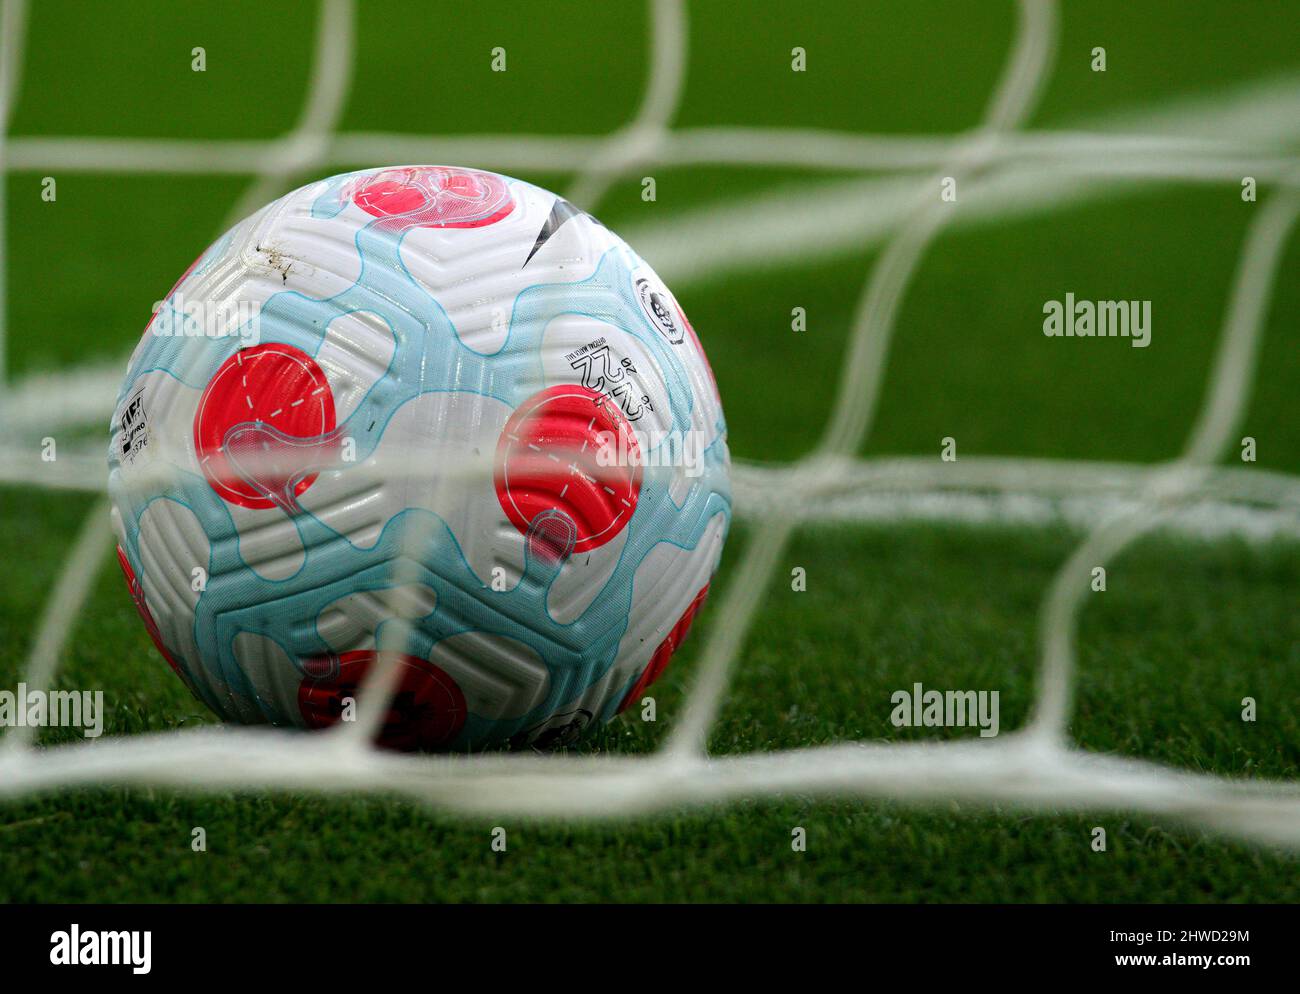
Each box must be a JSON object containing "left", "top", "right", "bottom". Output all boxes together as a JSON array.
[
  {"left": 657, "top": 126, "right": 1265, "bottom": 172},
  {"left": 628, "top": 151, "right": 1297, "bottom": 294},
  {"left": 781, "top": 489, "right": 1300, "bottom": 544},
  {"left": 625, "top": 72, "right": 1300, "bottom": 287},
  {"left": 5, "top": 126, "right": 1294, "bottom": 181},
  {"left": 731, "top": 455, "right": 1300, "bottom": 513},
  {"left": 6, "top": 128, "right": 1293, "bottom": 180},
  {"left": 5, "top": 443, "right": 1300, "bottom": 540},
  {"left": 4, "top": 132, "right": 593, "bottom": 175}
]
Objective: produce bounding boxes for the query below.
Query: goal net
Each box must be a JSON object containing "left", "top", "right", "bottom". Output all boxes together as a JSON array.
[{"left": 2, "top": 0, "right": 1299, "bottom": 848}]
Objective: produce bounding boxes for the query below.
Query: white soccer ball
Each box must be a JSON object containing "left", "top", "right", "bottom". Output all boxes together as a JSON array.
[{"left": 108, "top": 165, "right": 731, "bottom": 750}]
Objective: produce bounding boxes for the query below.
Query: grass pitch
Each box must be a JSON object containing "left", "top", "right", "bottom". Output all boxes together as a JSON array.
[{"left": 1, "top": 0, "right": 1298, "bottom": 901}]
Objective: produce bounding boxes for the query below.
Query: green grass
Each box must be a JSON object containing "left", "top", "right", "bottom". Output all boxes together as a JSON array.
[
  {"left": 2, "top": 520, "right": 1298, "bottom": 902},
  {"left": 3, "top": 794, "right": 1294, "bottom": 903},
  {"left": 2, "top": 0, "right": 1299, "bottom": 902}
]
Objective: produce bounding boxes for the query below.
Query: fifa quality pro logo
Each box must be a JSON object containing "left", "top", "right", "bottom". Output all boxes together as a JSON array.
[{"left": 119, "top": 389, "right": 149, "bottom": 465}]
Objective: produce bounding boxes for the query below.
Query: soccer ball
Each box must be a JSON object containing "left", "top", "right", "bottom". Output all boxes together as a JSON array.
[{"left": 108, "top": 165, "right": 730, "bottom": 750}]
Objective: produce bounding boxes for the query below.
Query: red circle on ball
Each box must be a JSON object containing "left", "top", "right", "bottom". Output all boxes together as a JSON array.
[
  {"left": 193, "top": 343, "right": 336, "bottom": 509},
  {"left": 495, "top": 384, "right": 642, "bottom": 554},
  {"left": 617, "top": 582, "right": 710, "bottom": 714},
  {"left": 298, "top": 650, "right": 467, "bottom": 751},
  {"left": 351, "top": 166, "right": 514, "bottom": 229},
  {"left": 115, "top": 544, "right": 188, "bottom": 685}
]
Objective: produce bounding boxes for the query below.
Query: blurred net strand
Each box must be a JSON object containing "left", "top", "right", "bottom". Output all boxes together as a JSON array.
[
  {"left": 7, "top": 97, "right": 1300, "bottom": 180},
  {"left": 563, "top": 0, "right": 686, "bottom": 210},
  {"left": 667, "top": 0, "right": 1059, "bottom": 759},
  {"left": 9, "top": 447, "right": 1299, "bottom": 533},
  {"left": 0, "top": 0, "right": 350, "bottom": 759},
  {"left": 345, "top": 0, "right": 691, "bottom": 747},
  {"left": 1029, "top": 173, "right": 1300, "bottom": 741},
  {"left": 2, "top": 496, "right": 111, "bottom": 752},
  {"left": 0, "top": 0, "right": 29, "bottom": 388},
  {"left": 3, "top": 0, "right": 1300, "bottom": 847},
  {"left": 218, "top": 0, "right": 354, "bottom": 231},
  {"left": 3, "top": 74, "right": 1300, "bottom": 439},
  {"left": 2, "top": 0, "right": 357, "bottom": 756}
]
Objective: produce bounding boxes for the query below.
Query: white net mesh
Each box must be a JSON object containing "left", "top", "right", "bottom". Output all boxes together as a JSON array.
[{"left": 2, "top": 0, "right": 1300, "bottom": 847}]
